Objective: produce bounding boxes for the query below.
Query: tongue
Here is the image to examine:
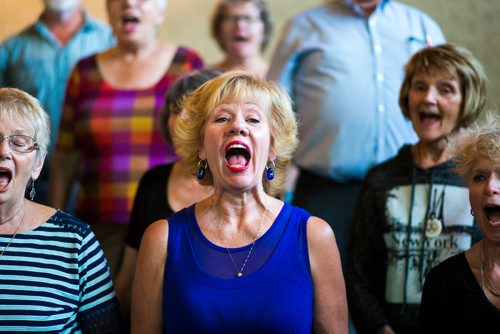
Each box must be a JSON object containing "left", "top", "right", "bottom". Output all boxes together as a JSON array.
[
  {"left": 227, "top": 155, "right": 248, "bottom": 167},
  {"left": 421, "top": 115, "right": 440, "bottom": 126},
  {"left": 487, "top": 210, "right": 500, "bottom": 223},
  {"left": 0, "top": 174, "right": 10, "bottom": 188},
  {"left": 122, "top": 21, "right": 138, "bottom": 33}
]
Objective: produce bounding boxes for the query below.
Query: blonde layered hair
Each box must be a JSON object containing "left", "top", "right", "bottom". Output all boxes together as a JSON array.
[{"left": 175, "top": 71, "right": 298, "bottom": 196}]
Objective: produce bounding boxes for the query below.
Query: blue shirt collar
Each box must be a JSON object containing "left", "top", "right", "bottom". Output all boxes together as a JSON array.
[
  {"left": 345, "top": 0, "right": 389, "bottom": 17},
  {"left": 34, "top": 10, "right": 96, "bottom": 41}
]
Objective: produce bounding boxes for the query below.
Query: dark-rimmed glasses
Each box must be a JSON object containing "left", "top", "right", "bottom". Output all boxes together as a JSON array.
[
  {"left": 0, "top": 135, "right": 39, "bottom": 153},
  {"left": 222, "top": 15, "right": 261, "bottom": 25}
]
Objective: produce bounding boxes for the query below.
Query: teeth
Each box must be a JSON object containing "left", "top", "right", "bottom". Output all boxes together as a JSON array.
[{"left": 228, "top": 144, "right": 247, "bottom": 150}]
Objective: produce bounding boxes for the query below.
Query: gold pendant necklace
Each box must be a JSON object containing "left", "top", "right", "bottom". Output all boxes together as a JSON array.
[
  {"left": 480, "top": 240, "right": 500, "bottom": 297},
  {"left": 0, "top": 213, "right": 26, "bottom": 258},
  {"left": 217, "top": 207, "right": 267, "bottom": 278}
]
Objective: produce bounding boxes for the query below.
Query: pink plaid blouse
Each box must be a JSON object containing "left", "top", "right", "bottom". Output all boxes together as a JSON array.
[{"left": 57, "top": 47, "right": 203, "bottom": 225}]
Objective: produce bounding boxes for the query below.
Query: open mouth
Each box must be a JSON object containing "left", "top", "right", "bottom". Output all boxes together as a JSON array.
[
  {"left": 484, "top": 205, "right": 500, "bottom": 224},
  {"left": 0, "top": 168, "right": 12, "bottom": 190},
  {"left": 121, "top": 15, "right": 140, "bottom": 30},
  {"left": 225, "top": 142, "right": 251, "bottom": 172},
  {"left": 233, "top": 35, "right": 250, "bottom": 43},
  {"left": 419, "top": 111, "right": 441, "bottom": 125}
]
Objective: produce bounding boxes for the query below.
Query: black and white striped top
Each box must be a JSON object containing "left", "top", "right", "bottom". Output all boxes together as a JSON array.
[{"left": 0, "top": 210, "right": 120, "bottom": 333}]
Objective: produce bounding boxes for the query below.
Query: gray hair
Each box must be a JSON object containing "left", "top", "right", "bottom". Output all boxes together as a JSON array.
[
  {"left": 0, "top": 88, "right": 50, "bottom": 162},
  {"left": 452, "top": 114, "right": 500, "bottom": 179}
]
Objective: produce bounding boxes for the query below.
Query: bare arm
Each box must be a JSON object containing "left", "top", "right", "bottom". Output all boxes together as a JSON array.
[
  {"left": 131, "top": 219, "right": 168, "bottom": 334},
  {"left": 48, "top": 149, "right": 82, "bottom": 210},
  {"left": 308, "top": 216, "right": 348, "bottom": 334},
  {"left": 114, "top": 245, "right": 138, "bottom": 321}
]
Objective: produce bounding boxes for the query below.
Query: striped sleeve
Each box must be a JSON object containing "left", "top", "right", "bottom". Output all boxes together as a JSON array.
[
  {"left": 77, "top": 224, "right": 122, "bottom": 332},
  {"left": 0, "top": 211, "right": 121, "bottom": 333}
]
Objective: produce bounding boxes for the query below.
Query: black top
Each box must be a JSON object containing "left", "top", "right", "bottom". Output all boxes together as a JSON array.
[
  {"left": 419, "top": 252, "right": 500, "bottom": 334},
  {"left": 126, "top": 164, "right": 174, "bottom": 249},
  {"left": 347, "top": 145, "right": 483, "bottom": 334}
]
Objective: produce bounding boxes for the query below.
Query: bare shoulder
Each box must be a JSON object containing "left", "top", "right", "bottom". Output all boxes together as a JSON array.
[
  {"left": 306, "top": 216, "right": 341, "bottom": 274},
  {"left": 141, "top": 219, "right": 169, "bottom": 253},
  {"left": 27, "top": 201, "right": 57, "bottom": 230},
  {"left": 306, "top": 217, "right": 347, "bottom": 332},
  {"left": 306, "top": 216, "right": 336, "bottom": 244},
  {"left": 135, "top": 219, "right": 170, "bottom": 282}
]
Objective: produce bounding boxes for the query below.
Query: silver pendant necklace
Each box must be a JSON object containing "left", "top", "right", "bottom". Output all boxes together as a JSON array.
[
  {"left": 216, "top": 207, "right": 267, "bottom": 278},
  {"left": 425, "top": 187, "right": 445, "bottom": 238}
]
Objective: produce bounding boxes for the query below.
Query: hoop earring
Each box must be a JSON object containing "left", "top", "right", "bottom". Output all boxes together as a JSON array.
[
  {"left": 29, "top": 180, "right": 36, "bottom": 201},
  {"left": 197, "top": 160, "right": 208, "bottom": 180},
  {"left": 470, "top": 208, "right": 475, "bottom": 217},
  {"left": 265, "top": 160, "right": 275, "bottom": 181}
]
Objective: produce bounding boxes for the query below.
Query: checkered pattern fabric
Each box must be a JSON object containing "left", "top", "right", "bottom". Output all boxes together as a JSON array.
[{"left": 57, "top": 47, "right": 203, "bottom": 225}]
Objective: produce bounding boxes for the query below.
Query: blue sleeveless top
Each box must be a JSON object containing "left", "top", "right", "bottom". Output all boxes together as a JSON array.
[{"left": 163, "top": 202, "right": 314, "bottom": 333}]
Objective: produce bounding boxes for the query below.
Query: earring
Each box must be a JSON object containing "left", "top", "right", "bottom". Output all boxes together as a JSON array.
[
  {"left": 29, "top": 180, "right": 36, "bottom": 201},
  {"left": 197, "top": 160, "right": 207, "bottom": 180},
  {"left": 470, "top": 208, "right": 475, "bottom": 217},
  {"left": 265, "top": 160, "right": 275, "bottom": 181}
]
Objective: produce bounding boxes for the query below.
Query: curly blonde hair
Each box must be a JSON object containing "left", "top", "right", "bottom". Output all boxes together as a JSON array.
[
  {"left": 451, "top": 115, "right": 500, "bottom": 179},
  {"left": 175, "top": 71, "right": 298, "bottom": 196}
]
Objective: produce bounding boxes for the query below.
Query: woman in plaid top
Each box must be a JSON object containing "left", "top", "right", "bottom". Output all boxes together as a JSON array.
[{"left": 49, "top": 0, "right": 203, "bottom": 278}]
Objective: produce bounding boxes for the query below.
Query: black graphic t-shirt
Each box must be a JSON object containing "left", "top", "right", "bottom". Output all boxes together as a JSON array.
[{"left": 347, "top": 145, "right": 483, "bottom": 334}]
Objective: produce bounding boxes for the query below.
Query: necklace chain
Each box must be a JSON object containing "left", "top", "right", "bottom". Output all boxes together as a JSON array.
[
  {"left": 0, "top": 213, "right": 25, "bottom": 258},
  {"left": 480, "top": 240, "right": 500, "bottom": 297},
  {"left": 217, "top": 207, "right": 267, "bottom": 278}
]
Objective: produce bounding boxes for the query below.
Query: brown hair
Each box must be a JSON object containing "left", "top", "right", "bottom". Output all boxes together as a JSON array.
[
  {"left": 211, "top": 0, "right": 273, "bottom": 52},
  {"left": 399, "top": 43, "right": 488, "bottom": 128}
]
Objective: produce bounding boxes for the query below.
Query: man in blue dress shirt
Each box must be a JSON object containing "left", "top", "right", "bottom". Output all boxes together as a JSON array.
[
  {"left": 0, "top": 0, "right": 115, "bottom": 206},
  {"left": 267, "top": 0, "right": 445, "bottom": 266}
]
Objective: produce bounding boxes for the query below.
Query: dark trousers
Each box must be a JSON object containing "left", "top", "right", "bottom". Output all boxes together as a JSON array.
[{"left": 292, "top": 169, "right": 361, "bottom": 268}]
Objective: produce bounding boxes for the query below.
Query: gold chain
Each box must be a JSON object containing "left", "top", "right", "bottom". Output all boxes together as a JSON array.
[
  {"left": 480, "top": 239, "right": 500, "bottom": 297},
  {"left": 0, "top": 213, "right": 25, "bottom": 258},
  {"left": 216, "top": 206, "right": 267, "bottom": 278}
]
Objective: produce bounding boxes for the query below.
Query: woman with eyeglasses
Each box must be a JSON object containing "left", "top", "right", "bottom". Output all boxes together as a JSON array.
[
  {"left": 0, "top": 88, "right": 121, "bottom": 332},
  {"left": 211, "top": 0, "right": 273, "bottom": 77},
  {"left": 49, "top": 0, "right": 203, "bottom": 278}
]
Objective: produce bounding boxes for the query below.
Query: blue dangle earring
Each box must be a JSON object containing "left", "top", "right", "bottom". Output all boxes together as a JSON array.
[
  {"left": 197, "top": 160, "right": 208, "bottom": 180},
  {"left": 265, "top": 160, "right": 275, "bottom": 181}
]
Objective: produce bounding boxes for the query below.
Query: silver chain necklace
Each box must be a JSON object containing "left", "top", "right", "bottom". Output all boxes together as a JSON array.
[
  {"left": 216, "top": 207, "right": 267, "bottom": 278},
  {"left": 0, "top": 212, "right": 26, "bottom": 258}
]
